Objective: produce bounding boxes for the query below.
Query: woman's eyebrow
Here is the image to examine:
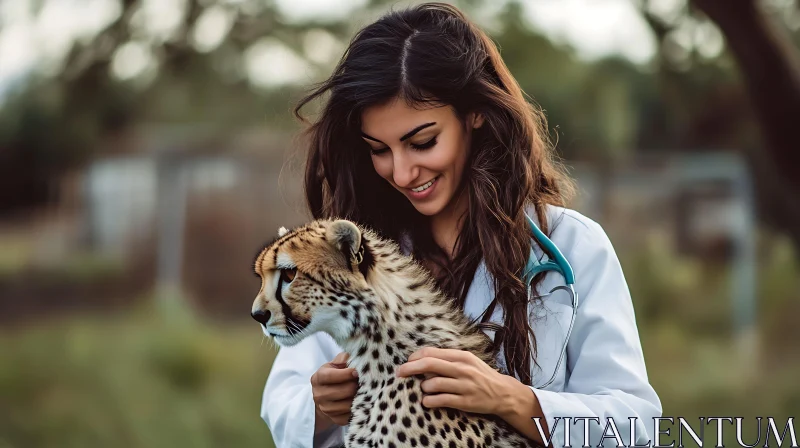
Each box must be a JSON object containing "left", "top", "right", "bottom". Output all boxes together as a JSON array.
[
  {"left": 399, "top": 122, "right": 436, "bottom": 141},
  {"left": 360, "top": 122, "right": 437, "bottom": 144}
]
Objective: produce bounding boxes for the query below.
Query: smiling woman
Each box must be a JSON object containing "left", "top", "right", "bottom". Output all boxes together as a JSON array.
[{"left": 259, "top": 3, "right": 661, "bottom": 448}]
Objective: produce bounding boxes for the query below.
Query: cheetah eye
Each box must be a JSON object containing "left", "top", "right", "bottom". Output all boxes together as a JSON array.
[{"left": 280, "top": 268, "right": 297, "bottom": 283}]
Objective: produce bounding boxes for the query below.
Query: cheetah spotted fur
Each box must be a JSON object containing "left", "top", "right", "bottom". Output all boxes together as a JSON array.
[{"left": 252, "top": 219, "right": 544, "bottom": 448}]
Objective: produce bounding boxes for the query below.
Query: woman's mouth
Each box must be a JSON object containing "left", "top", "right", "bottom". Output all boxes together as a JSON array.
[{"left": 407, "top": 176, "right": 439, "bottom": 200}]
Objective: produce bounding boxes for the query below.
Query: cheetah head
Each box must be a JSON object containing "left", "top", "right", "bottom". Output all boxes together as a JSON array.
[{"left": 251, "top": 219, "right": 376, "bottom": 346}]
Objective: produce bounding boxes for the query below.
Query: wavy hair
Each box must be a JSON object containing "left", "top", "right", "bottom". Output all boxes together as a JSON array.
[{"left": 294, "top": 2, "right": 575, "bottom": 386}]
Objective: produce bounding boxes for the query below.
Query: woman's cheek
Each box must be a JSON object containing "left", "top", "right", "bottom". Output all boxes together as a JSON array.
[{"left": 429, "top": 147, "right": 460, "bottom": 173}]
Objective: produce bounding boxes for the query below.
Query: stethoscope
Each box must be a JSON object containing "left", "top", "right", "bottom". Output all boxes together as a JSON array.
[{"left": 470, "top": 212, "right": 578, "bottom": 389}]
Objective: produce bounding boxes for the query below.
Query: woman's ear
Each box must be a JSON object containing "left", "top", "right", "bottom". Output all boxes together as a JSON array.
[{"left": 469, "top": 112, "right": 485, "bottom": 129}]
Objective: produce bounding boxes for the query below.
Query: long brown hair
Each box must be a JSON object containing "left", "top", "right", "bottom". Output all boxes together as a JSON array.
[{"left": 294, "top": 2, "right": 575, "bottom": 386}]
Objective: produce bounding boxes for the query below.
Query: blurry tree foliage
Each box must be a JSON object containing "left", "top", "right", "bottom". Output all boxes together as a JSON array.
[
  {"left": 639, "top": 0, "right": 800, "bottom": 254},
  {"left": 0, "top": 0, "right": 799, "bottom": 249}
]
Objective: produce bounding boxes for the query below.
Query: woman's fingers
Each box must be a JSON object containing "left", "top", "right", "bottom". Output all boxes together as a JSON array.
[
  {"left": 330, "top": 351, "right": 350, "bottom": 367},
  {"left": 396, "top": 356, "right": 462, "bottom": 378},
  {"left": 407, "top": 346, "right": 473, "bottom": 363},
  {"left": 317, "top": 379, "right": 359, "bottom": 402},
  {"left": 312, "top": 368, "right": 358, "bottom": 403},
  {"left": 421, "top": 393, "right": 464, "bottom": 409},
  {"left": 318, "top": 397, "right": 354, "bottom": 416},
  {"left": 312, "top": 365, "right": 358, "bottom": 386},
  {"left": 420, "top": 376, "right": 468, "bottom": 395},
  {"left": 311, "top": 354, "right": 359, "bottom": 427}
]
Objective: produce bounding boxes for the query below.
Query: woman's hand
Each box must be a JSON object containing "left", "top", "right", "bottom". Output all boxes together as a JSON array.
[
  {"left": 311, "top": 352, "right": 359, "bottom": 430},
  {"left": 395, "top": 347, "right": 550, "bottom": 445},
  {"left": 395, "top": 346, "right": 526, "bottom": 417}
]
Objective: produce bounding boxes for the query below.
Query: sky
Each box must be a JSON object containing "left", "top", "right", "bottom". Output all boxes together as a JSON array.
[
  {"left": 272, "top": 0, "right": 661, "bottom": 63},
  {"left": 0, "top": 0, "right": 669, "bottom": 98},
  {"left": 523, "top": 0, "right": 658, "bottom": 64}
]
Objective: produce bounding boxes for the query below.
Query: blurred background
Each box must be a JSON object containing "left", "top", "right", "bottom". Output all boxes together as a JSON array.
[{"left": 1, "top": 0, "right": 799, "bottom": 446}]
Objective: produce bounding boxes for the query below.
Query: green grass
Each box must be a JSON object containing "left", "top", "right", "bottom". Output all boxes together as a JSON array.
[
  {"left": 0, "top": 236, "right": 798, "bottom": 448},
  {"left": 625, "top": 235, "right": 800, "bottom": 447},
  {"left": 0, "top": 301, "right": 278, "bottom": 448}
]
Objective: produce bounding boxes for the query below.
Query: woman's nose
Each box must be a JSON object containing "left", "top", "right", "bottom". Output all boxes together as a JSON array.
[{"left": 392, "top": 151, "right": 418, "bottom": 188}]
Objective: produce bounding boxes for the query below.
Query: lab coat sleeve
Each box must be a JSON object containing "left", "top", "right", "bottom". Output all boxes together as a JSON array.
[
  {"left": 530, "top": 217, "right": 662, "bottom": 448},
  {"left": 261, "top": 331, "right": 345, "bottom": 448}
]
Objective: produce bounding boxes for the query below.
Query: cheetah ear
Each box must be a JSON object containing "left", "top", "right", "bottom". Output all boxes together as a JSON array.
[
  {"left": 326, "top": 220, "right": 362, "bottom": 265},
  {"left": 277, "top": 226, "right": 288, "bottom": 237}
]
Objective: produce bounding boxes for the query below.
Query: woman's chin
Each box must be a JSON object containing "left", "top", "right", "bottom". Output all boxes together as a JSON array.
[{"left": 409, "top": 199, "right": 446, "bottom": 217}]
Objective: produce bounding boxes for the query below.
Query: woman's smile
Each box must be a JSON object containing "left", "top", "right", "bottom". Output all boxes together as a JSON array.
[{"left": 407, "top": 175, "right": 440, "bottom": 200}]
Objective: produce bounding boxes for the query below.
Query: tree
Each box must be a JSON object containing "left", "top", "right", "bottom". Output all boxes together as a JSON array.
[
  {"left": 0, "top": 0, "right": 353, "bottom": 214},
  {"left": 690, "top": 0, "right": 800, "bottom": 249},
  {"left": 641, "top": 0, "right": 800, "bottom": 251}
]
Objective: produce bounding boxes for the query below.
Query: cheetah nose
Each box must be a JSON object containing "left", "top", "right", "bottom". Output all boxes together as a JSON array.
[{"left": 251, "top": 309, "right": 271, "bottom": 326}]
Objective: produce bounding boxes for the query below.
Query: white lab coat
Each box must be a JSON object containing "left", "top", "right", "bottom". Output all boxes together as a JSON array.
[{"left": 260, "top": 205, "right": 662, "bottom": 448}]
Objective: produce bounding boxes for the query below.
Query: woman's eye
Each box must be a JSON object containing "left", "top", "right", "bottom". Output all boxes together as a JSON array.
[
  {"left": 410, "top": 136, "right": 437, "bottom": 150},
  {"left": 370, "top": 147, "right": 390, "bottom": 156},
  {"left": 280, "top": 268, "right": 297, "bottom": 283}
]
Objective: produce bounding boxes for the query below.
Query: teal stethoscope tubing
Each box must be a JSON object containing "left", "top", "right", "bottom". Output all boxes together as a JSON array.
[
  {"left": 473, "top": 212, "right": 579, "bottom": 389},
  {"left": 523, "top": 212, "right": 578, "bottom": 389}
]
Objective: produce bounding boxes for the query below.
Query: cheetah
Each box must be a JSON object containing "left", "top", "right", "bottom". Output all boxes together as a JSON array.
[{"left": 252, "top": 218, "right": 544, "bottom": 448}]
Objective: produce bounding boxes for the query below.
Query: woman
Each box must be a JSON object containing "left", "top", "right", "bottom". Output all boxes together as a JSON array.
[{"left": 261, "top": 3, "right": 661, "bottom": 447}]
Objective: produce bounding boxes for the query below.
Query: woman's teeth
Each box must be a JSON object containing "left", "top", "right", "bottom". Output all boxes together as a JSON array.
[{"left": 411, "top": 177, "right": 437, "bottom": 192}]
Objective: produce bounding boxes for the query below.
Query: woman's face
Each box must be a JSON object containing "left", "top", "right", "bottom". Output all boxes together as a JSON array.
[{"left": 361, "top": 98, "right": 483, "bottom": 217}]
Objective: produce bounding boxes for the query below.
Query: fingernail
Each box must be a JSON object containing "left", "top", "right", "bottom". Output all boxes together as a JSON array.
[{"left": 352, "top": 370, "right": 358, "bottom": 377}]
